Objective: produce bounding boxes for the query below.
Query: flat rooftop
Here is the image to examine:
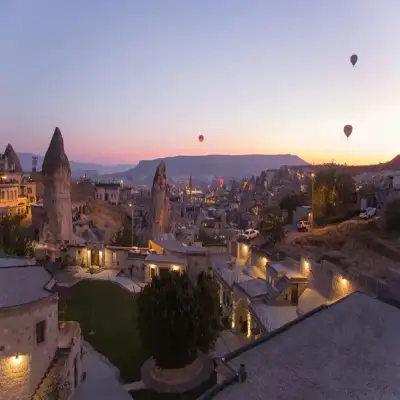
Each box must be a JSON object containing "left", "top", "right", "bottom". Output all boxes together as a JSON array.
[
  {"left": 145, "top": 254, "right": 186, "bottom": 265},
  {"left": 0, "top": 256, "right": 36, "bottom": 268},
  {"left": 269, "top": 262, "right": 305, "bottom": 279},
  {"left": 237, "top": 278, "right": 270, "bottom": 298},
  {"left": 0, "top": 265, "right": 53, "bottom": 308},
  {"left": 152, "top": 238, "right": 206, "bottom": 255},
  {"left": 215, "top": 292, "right": 400, "bottom": 400}
]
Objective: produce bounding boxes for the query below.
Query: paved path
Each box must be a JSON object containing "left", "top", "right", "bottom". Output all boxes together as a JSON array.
[
  {"left": 73, "top": 344, "right": 133, "bottom": 400},
  {"left": 72, "top": 269, "right": 144, "bottom": 293},
  {"left": 54, "top": 267, "right": 146, "bottom": 293}
]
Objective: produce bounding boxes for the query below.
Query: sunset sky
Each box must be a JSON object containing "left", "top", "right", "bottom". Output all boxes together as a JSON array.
[{"left": 1, "top": 0, "right": 400, "bottom": 165}]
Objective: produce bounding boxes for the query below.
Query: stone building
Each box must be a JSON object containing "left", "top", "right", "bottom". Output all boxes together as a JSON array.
[
  {"left": 0, "top": 144, "right": 38, "bottom": 217},
  {"left": 0, "top": 258, "right": 83, "bottom": 400},
  {"left": 41, "top": 127, "right": 73, "bottom": 244},
  {"left": 211, "top": 243, "right": 355, "bottom": 340},
  {"left": 94, "top": 182, "right": 121, "bottom": 205}
]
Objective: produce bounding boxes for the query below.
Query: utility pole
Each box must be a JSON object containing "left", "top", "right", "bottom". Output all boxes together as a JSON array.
[
  {"left": 311, "top": 172, "right": 315, "bottom": 229},
  {"left": 189, "top": 173, "right": 192, "bottom": 201},
  {"left": 129, "top": 203, "right": 134, "bottom": 246}
]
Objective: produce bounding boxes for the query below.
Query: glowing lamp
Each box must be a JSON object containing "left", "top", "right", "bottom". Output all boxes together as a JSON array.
[{"left": 12, "top": 354, "right": 22, "bottom": 365}]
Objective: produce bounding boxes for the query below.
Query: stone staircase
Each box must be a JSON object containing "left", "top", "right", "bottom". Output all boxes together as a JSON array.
[{"left": 31, "top": 349, "right": 70, "bottom": 400}]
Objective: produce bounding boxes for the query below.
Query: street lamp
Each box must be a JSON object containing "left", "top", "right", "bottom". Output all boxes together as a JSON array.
[
  {"left": 311, "top": 172, "right": 315, "bottom": 229},
  {"left": 129, "top": 203, "right": 134, "bottom": 246}
]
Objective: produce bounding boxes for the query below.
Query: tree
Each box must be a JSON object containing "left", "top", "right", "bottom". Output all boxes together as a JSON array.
[
  {"left": 136, "top": 271, "right": 222, "bottom": 369},
  {"left": 259, "top": 208, "right": 285, "bottom": 244},
  {"left": 194, "top": 272, "right": 222, "bottom": 353},
  {"left": 110, "top": 219, "right": 139, "bottom": 246},
  {"left": 0, "top": 215, "right": 33, "bottom": 256},
  {"left": 312, "top": 164, "right": 355, "bottom": 221},
  {"left": 384, "top": 198, "right": 400, "bottom": 232},
  {"left": 279, "top": 193, "right": 303, "bottom": 223}
]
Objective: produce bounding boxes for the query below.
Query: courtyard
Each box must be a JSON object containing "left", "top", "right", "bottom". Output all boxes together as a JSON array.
[
  {"left": 62, "top": 279, "right": 217, "bottom": 399},
  {"left": 62, "top": 279, "right": 146, "bottom": 382}
]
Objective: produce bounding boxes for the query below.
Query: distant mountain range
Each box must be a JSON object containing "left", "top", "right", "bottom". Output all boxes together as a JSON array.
[
  {"left": 106, "top": 154, "right": 309, "bottom": 183},
  {"left": 292, "top": 155, "right": 400, "bottom": 175},
  {"left": 17, "top": 152, "right": 136, "bottom": 177}
]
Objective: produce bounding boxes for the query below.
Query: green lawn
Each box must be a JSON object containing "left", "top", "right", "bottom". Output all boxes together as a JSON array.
[{"left": 61, "top": 280, "right": 147, "bottom": 382}]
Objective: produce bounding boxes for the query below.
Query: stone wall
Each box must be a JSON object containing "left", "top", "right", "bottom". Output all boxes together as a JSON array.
[
  {"left": 62, "top": 324, "right": 83, "bottom": 396},
  {"left": 0, "top": 296, "right": 59, "bottom": 400},
  {"left": 186, "top": 254, "right": 210, "bottom": 283},
  {"left": 299, "top": 257, "right": 355, "bottom": 301}
]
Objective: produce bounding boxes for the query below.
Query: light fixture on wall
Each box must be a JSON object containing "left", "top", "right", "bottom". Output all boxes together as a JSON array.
[
  {"left": 303, "top": 260, "right": 310, "bottom": 270},
  {"left": 341, "top": 277, "right": 348, "bottom": 286},
  {"left": 12, "top": 354, "right": 22, "bottom": 365},
  {"left": 171, "top": 265, "right": 180, "bottom": 271}
]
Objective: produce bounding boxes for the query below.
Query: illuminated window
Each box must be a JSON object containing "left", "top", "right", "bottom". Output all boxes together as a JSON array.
[
  {"left": 36, "top": 321, "right": 46, "bottom": 344},
  {"left": 112, "top": 252, "right": 117, "bottom": 263}
]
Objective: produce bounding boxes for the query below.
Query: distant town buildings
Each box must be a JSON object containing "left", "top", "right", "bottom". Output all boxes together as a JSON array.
[
  {"left": 94, "top": 182, "right": 121, "bottom": 205},
  {"left": 0, "top": 144, "right": 38, "bottom": 217}
]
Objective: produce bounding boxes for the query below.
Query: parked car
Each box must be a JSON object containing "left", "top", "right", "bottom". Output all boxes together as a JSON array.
[
  {"left": 360, "top": 207, "right": 376, "bottom": 220},
  {"left": 131, "top": 246, "right": 141, "bottom": 254},
  {"left": 297, "top": 220, "right": 310, "bottom": 232},
  {"left": 241, "top": 229, "right": 260, "bottom": 240}
]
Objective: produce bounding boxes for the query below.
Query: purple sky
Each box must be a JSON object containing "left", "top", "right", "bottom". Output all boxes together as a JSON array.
[{"left": 1, "top": 0, "right": 400, "bottom": 165}]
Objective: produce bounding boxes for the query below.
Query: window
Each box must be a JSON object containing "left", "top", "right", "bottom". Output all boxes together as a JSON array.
[
  {"left": 112, "top": 252, "right": 117, "bottom": 263},
  {"left": 36, "top": 321, "right": 46, "bottom": 344}
]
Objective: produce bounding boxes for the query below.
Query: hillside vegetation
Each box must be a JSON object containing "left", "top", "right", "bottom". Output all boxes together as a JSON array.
[
  {"left": 86, "top": 200, "right": 125, "bottom": 242},
  {"left": 280, "top": 218, "right": 400, "bottom": 280}
]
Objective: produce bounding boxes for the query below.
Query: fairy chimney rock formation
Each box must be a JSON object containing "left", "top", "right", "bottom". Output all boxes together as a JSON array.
[
  {"left": 147, "top": 160, "right": 169, "bottom": 241},
  {"left": 41, "top": 127, "right": 73, "bottom": 244},
  {"left": 2, "top": 144, "right": 23, "bottom": 173}
]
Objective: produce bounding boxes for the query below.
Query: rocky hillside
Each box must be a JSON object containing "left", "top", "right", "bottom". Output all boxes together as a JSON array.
[
  {"left": 106, "top": 154, "right": 309, "bottom": 183},
  {"left": 86, "top": 201, "right": 125, "bottom": 243}
]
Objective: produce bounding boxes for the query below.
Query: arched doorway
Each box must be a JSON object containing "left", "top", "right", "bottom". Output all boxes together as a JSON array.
[{"left": 234, "top": 298, "right": 248, "bottom": 335}]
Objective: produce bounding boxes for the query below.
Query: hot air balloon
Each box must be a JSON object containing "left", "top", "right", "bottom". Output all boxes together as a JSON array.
[
  {"left": 350, "top": 54, "right": 358, "bottom": 67},
  {"left": 198, "top": 134, "right": 204, "bottom": 143},
  {"left": 344, "top": 125, "right": 353, "bottom": 139}
]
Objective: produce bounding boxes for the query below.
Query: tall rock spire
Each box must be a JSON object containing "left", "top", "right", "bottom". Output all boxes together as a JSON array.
[
  {"left": 146, "top": 160, "right": 169, "bottom": 242},
  {"left": 42, "top": 127, "right": 71, "bottom": 176},
  {"left": 41, "top": 127, "right": 73, "bottom": 244}
]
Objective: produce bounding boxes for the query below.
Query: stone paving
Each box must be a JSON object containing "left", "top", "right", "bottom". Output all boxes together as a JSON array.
[
  {"left": 73, "top": 344, "right": 133, "bottom": 400},
  {"left": 53, "top": 266, "right": 145, "bottom": 293},
  {"left": 72, "top": 269, "right": 144, "bottom": 293},
  {"left": 213, "top": 330, "right": 247, "bottom": 357}
]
